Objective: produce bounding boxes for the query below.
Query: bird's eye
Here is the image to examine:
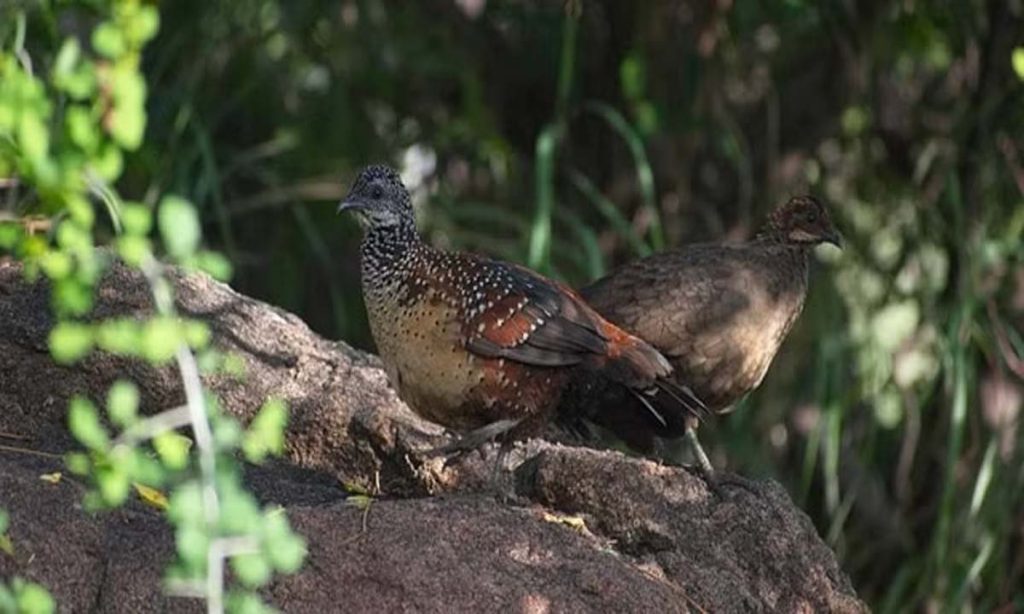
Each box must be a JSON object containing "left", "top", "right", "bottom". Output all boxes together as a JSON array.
[
  {"left": 806, "top": 209, "right": 818, "bottom": 222},
  {"left": 370, "top": 185, "right": 384, "bottom": 200}
]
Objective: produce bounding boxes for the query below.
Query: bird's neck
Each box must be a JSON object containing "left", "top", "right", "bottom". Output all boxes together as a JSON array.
[
  {"left": 752, "top": 230, "right": 811, "bottom": 272},
  {"left": 360, "top": 220, "right": 422, "bottom": 283}
]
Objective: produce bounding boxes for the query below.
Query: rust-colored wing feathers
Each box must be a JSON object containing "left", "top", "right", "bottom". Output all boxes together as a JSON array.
[{"left": 461, "top": 260, "right": 681, "bottom": 394}]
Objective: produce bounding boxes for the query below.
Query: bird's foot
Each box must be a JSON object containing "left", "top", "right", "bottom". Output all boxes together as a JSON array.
[
  {"left": 424, "top": 418, "right": 521, "bottom": 469},
  {"left": 688, "top": 463, "right": 761, "bottom": 501}
]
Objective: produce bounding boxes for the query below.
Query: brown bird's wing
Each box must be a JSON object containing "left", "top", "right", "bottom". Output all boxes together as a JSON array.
[{"left": 582, "top": 244, "right": 753, "bottom": 361}]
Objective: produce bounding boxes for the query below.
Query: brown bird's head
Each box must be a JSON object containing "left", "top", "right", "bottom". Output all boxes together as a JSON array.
[
  {"left": 337, "top": 165, "right": 415, "bottom": 231},
  {"left": 762, "top": 195, "right": 841, "bottom": 248}
]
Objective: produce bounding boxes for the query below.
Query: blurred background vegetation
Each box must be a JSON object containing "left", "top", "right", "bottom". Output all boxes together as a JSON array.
[{"left": 3, "top": 0, "right": 1023, "bottom": 611}]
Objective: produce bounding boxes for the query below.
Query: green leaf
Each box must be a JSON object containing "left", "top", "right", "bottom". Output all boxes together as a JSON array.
[
  {"left": 68, "top": 396, "right": 108, "bottom": 451},
  {"left": 0, "top": 223, "right": 23, "bottom": 250},
  {"left": 39, "top": 251, "right": 72, "bottom": 280},
  {"left": 18, "top": 112, "right": 50, "bottom": 164},
  {"left": 52, "top": 38, "right": 81, "bottom": 79},
  {"left": 212, "top": 414, "right": 243, "bottom": 449},
  {"left": 183, "top": 320, "right": 210, "bottom": 349},
  {"left": 168, "top": 481, "right": 204, "bottom": 525},
  {"left": 65, "top": 452, "right": 91, "bottom": 475},
  {"left": 109, "top": 104, "right": 145, "bottom": 151},
  {"left": 194, "top": 250, "right": 233, "bottom": 281},
  {"left": 117, "top": 235, "right": 152, "bottom": 267},
  {"left": 66, "top": 105, "right": 99, "bottom": 152},
  {"left": 219, "top": 488, "right": 262, "bottom": 534},
  {"left": 265, "top": 532, "right": 306, "bottom": 574},
  {"left": 226, "top": 591, "right": 276, "bottom": 614},
  {"left": 0, "top": 510, "right": 7, "bottom": 534},
  {"left": 120, "top": 203, "right": 153, "bottom": 236},
  {"left": 131, "top": 6, "right": 161, "bottom": 45},
  {"left": 231, "top": 554, "right": 271, "bottom": 588},
  {"left": 1013, "top": 47, "right": 1024, "bottom": 81},
  {"left": 96, "top": 465, "right": 130, "bottom": 506},
  {"left": 176, "top": 525, "right": 208, "bottom": 570},
  {"left": 92, "top": 22, "right": 126, "bottom": 58},
  {"left": 158, "top": 196, "right": 201, "bottom": 260},
  {"left": 65, "top": 196, "right": 96, "bottom": 229},
  {"left": 92, "top": 143, "right": 124, "bottom": 182},
  {"left": 95, "top": 318, "right": 142, "bottom": 355},
  {"left": 52, "top": 278, "right": 94, "bottom": 317},
  {"left": 107, "top": 380, "right": 139, "bottom": 427},
  {"left": 242, "top": 399, "right": 288, "bottom": 463},
  {"left": 14, "top": 580, "right": 54, "bottom": 614},
  {"left": 153, "top": 432, "right": 192, "bottom": 471},
  {"left": 871, "top": 301, "right": 920, "bottom": 352},
  {"left": 49, "top": 322, "right": 94, "bottom": 364},
  {"left": 140, "top": 316, "right": 182, "bottom": 364}
]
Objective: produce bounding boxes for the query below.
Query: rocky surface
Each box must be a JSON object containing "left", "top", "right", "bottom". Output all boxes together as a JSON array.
[{"left": 0, "top": 259, "right": 866, "bottom": 612}]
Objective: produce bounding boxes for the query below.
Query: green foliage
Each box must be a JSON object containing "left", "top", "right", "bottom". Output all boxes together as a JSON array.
[
  {"left": 0, "top": 2, "right": 305, "bottom": 612},
  {"left": 0, "top": 577, "right": 55, "bottom": 614}
]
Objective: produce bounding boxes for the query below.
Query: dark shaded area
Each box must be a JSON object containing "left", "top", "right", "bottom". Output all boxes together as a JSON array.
[{"left": 0, "top": 261, "right": 864, "bottom": 612}]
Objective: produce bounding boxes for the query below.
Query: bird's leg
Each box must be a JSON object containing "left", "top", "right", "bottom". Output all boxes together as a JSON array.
[
  {"left": 685, "top": 426, "right": 715, "bottom": 478},
  {"left": 426, "top": 418, "right": 522, "bottom": 467},
  {"left": 684, "top": 426, "right": 759, "bottom": 499}
]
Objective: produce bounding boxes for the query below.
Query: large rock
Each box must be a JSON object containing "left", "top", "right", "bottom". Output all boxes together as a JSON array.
[{"left": 0, "top": 259, "right": 866, "bottom": 612}]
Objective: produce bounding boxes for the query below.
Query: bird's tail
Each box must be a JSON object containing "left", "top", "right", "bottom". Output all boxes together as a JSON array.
[
  {"left": 589, "top": 324, "right": 708, "bottom": 430},
  {"left": 591, "top": 325, "right": 671, "bottom": 387}
]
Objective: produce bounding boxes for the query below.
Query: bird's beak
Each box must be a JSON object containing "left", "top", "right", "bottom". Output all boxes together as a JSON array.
[
  {"left": 337, "top": 197, "right": 365, "bottom": 215},
  {"left": 824, "top": 229, "right": 843, "bottom": 249}
]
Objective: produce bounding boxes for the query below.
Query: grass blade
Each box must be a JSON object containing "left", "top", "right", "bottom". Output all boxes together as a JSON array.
[{"left": 582, "top": 101, "right": 663, "bottom": 250}]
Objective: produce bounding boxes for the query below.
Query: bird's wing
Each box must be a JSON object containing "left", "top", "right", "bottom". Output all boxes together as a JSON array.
[
  {"left": 462, "top": 260, "right": 610, "bottom": 367},
  {"left": 581, "top": 245, "right": 754, "bottom": 358}
]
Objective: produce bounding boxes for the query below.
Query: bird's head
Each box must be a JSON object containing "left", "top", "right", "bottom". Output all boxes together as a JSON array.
[
  {"left": 765, "top": 195, "right": 841, "bottom": 248},
  {"left": 337, "top": 165, "right": 415, "bottom": 230}
]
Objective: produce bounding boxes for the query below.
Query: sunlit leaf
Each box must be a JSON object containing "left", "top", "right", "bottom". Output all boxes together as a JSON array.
[
  {"left": 96, "top": 465, "right": 130, "bottom": 506},
  {"left": 39, "top": 472, "right": 62, "bottom": 485},
  {"left": 231, "top": 553, "right": 271, "bottom": 588},
  {"left": 158, "top": 196, "right": 201, "bottom": 260},
  {"left": 133, "top": 483, "right": 169, "bottom": 511},
  {"left": 140, "top": 316, "right": 182, "bottom": 364},
  {"left": 153, "top": 432, "right": 192, "bottom": 470},
  {"left": 68, "top": 396, "right": 108, "bottom": 451},
  {"left": 120, "top": 203, "right": 153, "bottom": 236},
  {"left": 242, "top": 398, "right": 288, "bottom": 463},
  {"left": 175, "top": 525, "right": 208, "bottom": 570},
  {"left": 1012, "top": 47, "right": 1024, "bottom": 81},
  {"left": 193, "top": 250, "right": 232, "bottom": 281},
  {"left": 95, "top": 318, "right": 142, "bottom": 356},
  {"left": 50, "top": 322, "right": 93, "bottom": 364},
  {"left": 265, "top": 532, "right": 305, "bottom": 574},
  {"left": 14, "top": 579, "right": 54, "bottom": 614},
  {"left": 107, "top": 380, "right": 139, "bottom": 427},
  {"left": 226, "top": 590, "right": 276, "bottom": 614},
  {"left": 92, "top": 22, "right": 126, "bottom": 58}
]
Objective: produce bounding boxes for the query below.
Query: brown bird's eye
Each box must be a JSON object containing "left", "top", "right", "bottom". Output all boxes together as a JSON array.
[{"left": 371, "top": 185, "right": 384, "bottom": 200}]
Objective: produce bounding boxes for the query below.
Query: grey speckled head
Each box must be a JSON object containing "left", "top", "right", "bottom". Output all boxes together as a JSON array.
[{"left": 338, "top": 165, "right": 415, "bottom": 230}]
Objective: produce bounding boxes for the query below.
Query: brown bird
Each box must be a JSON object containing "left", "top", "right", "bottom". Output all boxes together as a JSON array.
[
  {"left": 566, "top": 195, "right": 840, "bottom": 477},
  {"left": 338, "top": 165, "right": 704, "bottom": 452}
]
